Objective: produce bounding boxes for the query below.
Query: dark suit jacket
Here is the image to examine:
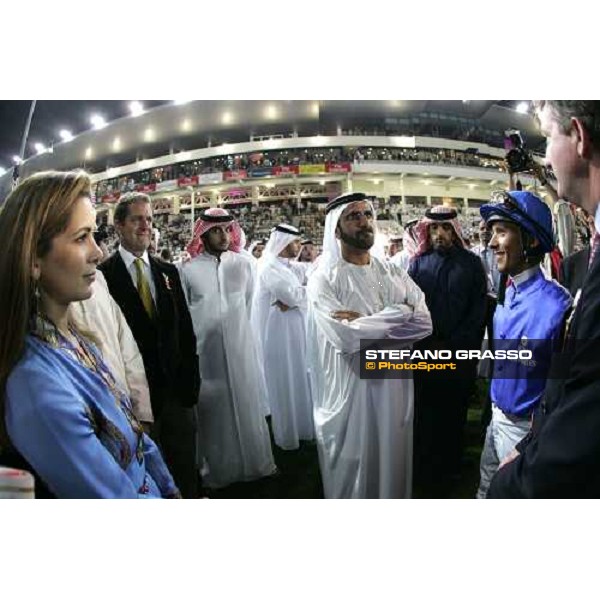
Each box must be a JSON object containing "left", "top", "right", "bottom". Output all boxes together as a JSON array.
[
  {"left": 99, "top": 252, "right": 200, "bottom": 417},
  {"left": 489, "top": 249, "right": 600, "bottom": 498},
  {"left": 559, "top": 245, "right": 590, "bottom": 297}
]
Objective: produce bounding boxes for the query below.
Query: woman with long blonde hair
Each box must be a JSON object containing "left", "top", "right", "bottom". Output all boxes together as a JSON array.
[{"left": 0, "top": 171, "right": 179, "bottom": 498}]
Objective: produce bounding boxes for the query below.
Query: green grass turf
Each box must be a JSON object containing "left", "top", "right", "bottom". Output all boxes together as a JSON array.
[{"left": 206, "top": 380, "right": 489, "bottom": 499}]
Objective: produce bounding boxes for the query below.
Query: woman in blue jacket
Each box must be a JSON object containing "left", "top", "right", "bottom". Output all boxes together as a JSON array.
[{"left": 0, "top": 170, "right": 179, "bottom": 499}]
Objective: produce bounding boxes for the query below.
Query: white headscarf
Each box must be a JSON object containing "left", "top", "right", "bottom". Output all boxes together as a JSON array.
[
  {"left": 263, "top": 224, "right": 301, "bottom": 265},
  {"left": 320, "top": 195, "right": 378, "bottom": 270}
]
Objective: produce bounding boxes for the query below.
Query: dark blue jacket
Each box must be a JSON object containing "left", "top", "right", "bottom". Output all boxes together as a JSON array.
[{"left": 408, "top": 245, "right": 487, "bottom": 350}]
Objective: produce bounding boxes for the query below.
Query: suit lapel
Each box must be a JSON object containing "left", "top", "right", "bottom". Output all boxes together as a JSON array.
[
  {"left": 569, "top": 249, "right": 600, "bottom": 342},
  {"left": 149, "top": 257, "right": 174, "bottom": 325},
  {"left": 150, "top": 258, "right": 164, "bottom": 316},
  {"left": 112, "top": 251, "right": 156, "bottom": 327}
]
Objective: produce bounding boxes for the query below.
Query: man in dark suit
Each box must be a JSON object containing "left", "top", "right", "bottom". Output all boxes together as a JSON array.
[
  {"left": 560, "top": 244, "right": 590, "bottom": 297},
  {"left": 99, "top": 193, "right": 201, "bottom": 498},
  {"left": 488, "top": 100, "right": 600, "bottom": 498},
  {"left": 560, "top": 209, "right": 594, "bottom": 297}
]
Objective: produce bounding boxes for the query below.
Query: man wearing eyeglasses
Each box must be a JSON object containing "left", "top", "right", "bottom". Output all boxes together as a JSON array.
[
  {"left": 488, "top": 100, "right": 600, "bottom": 498},
  {"left": 409, "top": 205, "right": 488, "bottom": 496},
  {"left": 180, "top": 208, "right": 276, "bottom": 490}
]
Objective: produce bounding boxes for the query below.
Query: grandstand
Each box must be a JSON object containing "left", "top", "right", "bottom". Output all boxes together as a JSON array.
[{"left": 0, "top": 100, "right": 550, "bottom": 257}]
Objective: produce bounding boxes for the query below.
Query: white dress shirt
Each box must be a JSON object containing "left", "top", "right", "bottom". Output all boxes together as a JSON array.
[{"left": 118, "top": 245, "right": 157, "bottom": 303}]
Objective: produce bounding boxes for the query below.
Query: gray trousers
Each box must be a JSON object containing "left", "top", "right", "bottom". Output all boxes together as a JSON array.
[{"left": 477, "top": 405, "right": 530, "bottom": 499}]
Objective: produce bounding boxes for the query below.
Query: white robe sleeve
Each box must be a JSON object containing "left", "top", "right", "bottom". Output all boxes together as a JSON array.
[
  {"left": 180, "top": 264, "right": 191, "bottom": 305},
  {"left": 113, "top": 299, "right": 153, "bottom": 423},
  {"left": 262, "top": 263, "right": 307, "bottom": 310},
  {"left": 72, "top": 273, "right": 154, "bottom": 424},
  {"left": 243, "top": 258, "right": 255, "bottom": 321},
  {"left": 308, "top": 268, "right": 432, "bottom": 354}
]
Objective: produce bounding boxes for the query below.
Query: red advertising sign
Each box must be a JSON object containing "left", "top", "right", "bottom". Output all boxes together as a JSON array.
[
  {"left": 223, "top": 169, "right": 248, "bottom": 180},
  {"left": 325, "top": 162, "right": 352, "bottom": 173},
  {"left": 177, "top": 176, "right": 199, "bottom": 187},
  {"left": 136, "top": 183, "right": 157, "bottom": 193},
  {"left": 272, "top": 165, "right": 299, "bottom": 176},
  {"left": 101, "top": 192, "right": 121, "bottom": 203},
  {"left": 226, "top": 188, "right": 248, "bottom": 197}
]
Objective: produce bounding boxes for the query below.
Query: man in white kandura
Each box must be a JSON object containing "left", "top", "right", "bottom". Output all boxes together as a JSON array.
[
  {"left": 253, "top": 223, "right": 314, "bottom": 450},
  {"left": 306, "top": 192, "right": 433, "bottom": 499},
  {"left": 180, "top": 208, "right": 276, "bottom": 489}
]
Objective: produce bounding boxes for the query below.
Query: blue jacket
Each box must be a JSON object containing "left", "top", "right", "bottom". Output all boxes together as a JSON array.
[
  {"left": 409, "top": 245, "right": 487, "bottom": 350},
  {"left": 5, "top": 336, "right": 177, "bottom": 498},
  {"left": 491, "top": 268, "right": 572, "bottom": 417}
]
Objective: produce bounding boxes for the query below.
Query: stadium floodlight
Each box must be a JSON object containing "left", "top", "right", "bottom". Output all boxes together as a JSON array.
[
  {"left": 516, "top": 102, "right": 529, "bottom": 114},
  {"left": 59, "top": 129, "right": 73, "bottom": 142},
  {"left": 129, "top": 101, "right": 144, "bottom": 117},
  {"left": 0, "top": 167, "right": 5, "bottom": 176},
  {"left": 34, "top": 142, "right": 46, "bottom": 154},
  {"left": 90, "top": 114, "right": 107, "bottom": 130},
  {"left": 12, "top": 155, "right": 22, "bottom": 165},
  {"left": 143, "top": 127, "right": 155, "bottom": 142}
]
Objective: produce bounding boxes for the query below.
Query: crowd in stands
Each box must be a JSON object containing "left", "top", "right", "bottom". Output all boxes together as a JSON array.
[
  {"left": 97, "top": 197, "right": 514, "bottom": 264},
  {"left": 94, "top": 146, "right": 507, "bottom": 199},
  {"left": 342, "top": 123, "right": 504, "bottom": 146},
  {"left": 6, "top": 101, "right": 600, "bottom": 504}
]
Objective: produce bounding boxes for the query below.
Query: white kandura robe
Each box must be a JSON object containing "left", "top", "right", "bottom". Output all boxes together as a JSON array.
[
  {"left": 306, "top": 256, "right": 433, "bottom": 499},
  {"left": 72, "top": 270, "right": 153, "bottom": 423},
  {"left": 180, "top": 251, "right": 276, "bottom": 488},
  {"left": 239, "top": 251, "right": 272, "bottom": 420},
  {"left": 259, "top": 257, "right": 314, "bottom": 450}
]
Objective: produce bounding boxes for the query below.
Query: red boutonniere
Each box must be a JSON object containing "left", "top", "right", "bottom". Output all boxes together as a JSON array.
[{"left": 163, "top": 273, "right": 172, "bottom": 291}]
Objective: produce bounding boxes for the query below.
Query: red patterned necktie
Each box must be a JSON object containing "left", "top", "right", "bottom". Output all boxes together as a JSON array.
[{"left": 589, "top": 232, "right": 600, "bottom": 267}]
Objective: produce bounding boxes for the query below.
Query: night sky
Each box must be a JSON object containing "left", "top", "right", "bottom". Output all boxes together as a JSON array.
[{"left": 0, "top": 100, "right": 169, "bottom": 172}]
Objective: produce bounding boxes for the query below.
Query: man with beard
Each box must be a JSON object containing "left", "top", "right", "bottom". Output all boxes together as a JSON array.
[
  {"left": 306, "top": 192, "right": 432, "bottom": 498},
  {"left": 253, "top": 224, "right": 314, "bottom": 451},
  {"left": 180, "top": 208, "right": 276, "bottom": 489},
  {"left": 408, "top": 206, "right": 487, "bottom": 496},
  {"left": 298, "top": 239, "right": 317, "bottom": 263}
]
